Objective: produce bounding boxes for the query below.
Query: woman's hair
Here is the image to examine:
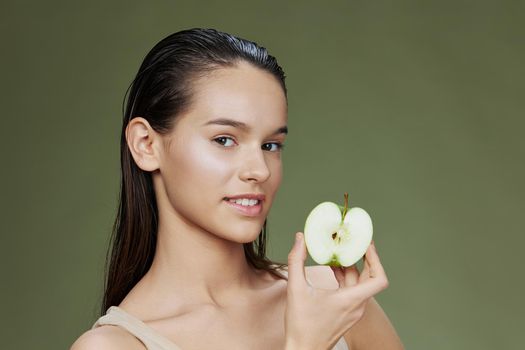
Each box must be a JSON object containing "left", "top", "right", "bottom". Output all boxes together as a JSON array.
[{"left": 100, "top": 28, "right": 289, "bottom": 315}]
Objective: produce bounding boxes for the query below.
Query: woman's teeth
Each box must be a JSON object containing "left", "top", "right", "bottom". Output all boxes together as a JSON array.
[{"left": 228, "top": 198, "right": 259, "bottom": 206}]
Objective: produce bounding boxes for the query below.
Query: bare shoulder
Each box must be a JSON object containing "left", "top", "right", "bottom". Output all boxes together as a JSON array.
[{"left": 70, "top": 325, "right": 146, "bottom": 350}]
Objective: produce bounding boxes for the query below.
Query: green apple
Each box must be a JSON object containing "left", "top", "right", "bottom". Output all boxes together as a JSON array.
[{"left": 304, "top": 193, "right": 373, "bottom": 267}]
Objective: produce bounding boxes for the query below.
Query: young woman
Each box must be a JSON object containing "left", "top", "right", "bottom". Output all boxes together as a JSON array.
[{"left": 71, "top": 28, "right": 404, "bottom": 350}]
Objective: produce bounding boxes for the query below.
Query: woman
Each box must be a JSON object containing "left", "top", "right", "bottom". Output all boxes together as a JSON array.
[{"left": 71, "top": 28, "right": 404, "bottom": 350}]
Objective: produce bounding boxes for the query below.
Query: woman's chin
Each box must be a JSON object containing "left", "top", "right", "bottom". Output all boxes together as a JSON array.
[{"left": 222, "top": 225, "right": 265, "bottom": 244}]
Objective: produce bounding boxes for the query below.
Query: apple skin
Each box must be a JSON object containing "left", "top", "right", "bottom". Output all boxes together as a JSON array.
[{"left": 303, "top": 197, "right": 373, "bottom": 267}]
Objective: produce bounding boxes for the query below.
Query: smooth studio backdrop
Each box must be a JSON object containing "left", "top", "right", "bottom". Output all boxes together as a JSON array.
[{"left": 1, "top": 1, "right": 523, "bottom": 349}]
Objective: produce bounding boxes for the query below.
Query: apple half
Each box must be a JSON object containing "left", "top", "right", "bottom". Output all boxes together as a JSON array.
[{"left": 304, "top": 193, "right": 373, "bottom": 267}]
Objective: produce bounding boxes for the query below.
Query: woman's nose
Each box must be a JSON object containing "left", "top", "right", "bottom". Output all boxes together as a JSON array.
[{"left": 238, "top": 148, "right": 271, "bottom": 183}]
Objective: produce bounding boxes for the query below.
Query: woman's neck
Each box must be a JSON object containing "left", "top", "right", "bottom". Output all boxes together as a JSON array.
[{"left": 119, "top": 213, "right": 268, "bottom": 319}]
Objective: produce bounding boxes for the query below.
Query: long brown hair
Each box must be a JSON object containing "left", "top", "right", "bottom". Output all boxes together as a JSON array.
[{"left": 100, "top": 28, "right": 289, "bottom": 316}]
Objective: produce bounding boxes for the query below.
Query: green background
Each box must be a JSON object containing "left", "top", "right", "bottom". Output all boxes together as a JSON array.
[{"left": 1, "top": 0, "right": 523, "bottom": 349}]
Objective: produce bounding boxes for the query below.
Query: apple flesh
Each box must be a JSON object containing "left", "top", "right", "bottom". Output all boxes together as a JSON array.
[{"left": 304, "top": 193, "right": 373, "bottom": 267}]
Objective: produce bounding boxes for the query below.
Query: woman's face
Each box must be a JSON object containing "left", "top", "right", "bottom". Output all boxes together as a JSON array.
[{"left": 155, "top": 61, "right": 288, "bottom": 243}]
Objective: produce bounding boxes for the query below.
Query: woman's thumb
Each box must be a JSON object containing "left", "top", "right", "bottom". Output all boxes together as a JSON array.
[{"left": 287, "top": 232, "right": 307, "bottom": 288}]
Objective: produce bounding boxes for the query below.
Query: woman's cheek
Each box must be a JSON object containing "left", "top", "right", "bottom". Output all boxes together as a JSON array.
[
  {"left": 195, "top": 145, "right": 230, "bottom": 174},
  {"left": 268, "top": 156, "right": 283, "bottom": 185}
]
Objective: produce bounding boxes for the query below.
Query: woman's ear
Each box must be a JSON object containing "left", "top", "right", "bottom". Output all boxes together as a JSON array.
[{"left": 125, "top": 117, "right": 162, "bottom": 172}]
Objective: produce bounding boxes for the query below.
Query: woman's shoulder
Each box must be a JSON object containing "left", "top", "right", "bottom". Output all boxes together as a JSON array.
[{"left": 70, "top": 325, "right": 146, "bottom": 350}]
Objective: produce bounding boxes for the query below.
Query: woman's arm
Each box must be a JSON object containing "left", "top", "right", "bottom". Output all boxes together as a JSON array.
[
  {"left": 305, "top": 265, "right": 404, "bottom": 350},
  {"left": 344, "top": 297, "right": 404, "bottom": 350},
  {"left": 70, "top": 326, "right": 146, "bottom": 350}
]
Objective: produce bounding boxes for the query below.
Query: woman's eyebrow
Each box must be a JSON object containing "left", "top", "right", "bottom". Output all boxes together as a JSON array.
[{"left": 202, "top": 118, "right": 288, "bottom": 135}]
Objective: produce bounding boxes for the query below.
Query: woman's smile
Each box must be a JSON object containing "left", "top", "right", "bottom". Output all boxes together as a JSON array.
[{"left": 223, "top": 197, "right": 264, "bottom": 217}]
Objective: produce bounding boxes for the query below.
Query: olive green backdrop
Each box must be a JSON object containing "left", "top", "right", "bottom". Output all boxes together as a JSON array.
[{"left": 1, "top": 0, "right": 523, "bottom": 349}]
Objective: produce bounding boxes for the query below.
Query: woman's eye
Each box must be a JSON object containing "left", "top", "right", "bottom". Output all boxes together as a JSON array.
[
  {"left": 214, "top": 136, "right": 236, "bottom": 147},
  {"left": 214, "top": 137, "right": 285, "bottom": 152},
  {"left": 262, "top": 142, "right": 285, "bottom": 152}
]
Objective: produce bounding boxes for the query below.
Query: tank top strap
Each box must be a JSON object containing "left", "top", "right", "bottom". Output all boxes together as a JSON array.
[{"left": 92, "top": 306, "right": 182, "bottom": 350}]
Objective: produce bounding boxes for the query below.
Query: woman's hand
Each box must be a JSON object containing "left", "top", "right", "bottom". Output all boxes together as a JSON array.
[{"left": 284, "top": 232, "right": 389, "bottom": 350}]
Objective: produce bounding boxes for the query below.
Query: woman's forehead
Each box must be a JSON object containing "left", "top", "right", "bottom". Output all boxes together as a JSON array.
[{"left": 182, "top": 63, "right": 288, "bottom": 129}]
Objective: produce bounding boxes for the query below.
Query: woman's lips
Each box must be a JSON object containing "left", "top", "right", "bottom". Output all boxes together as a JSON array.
[{"left": 223, "top": 199, "right": 263, "bottom": 217}]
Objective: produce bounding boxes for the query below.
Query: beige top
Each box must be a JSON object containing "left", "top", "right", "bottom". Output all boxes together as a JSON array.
[{"left": 92, "top": 269, "right": 349, "bottom": 350}]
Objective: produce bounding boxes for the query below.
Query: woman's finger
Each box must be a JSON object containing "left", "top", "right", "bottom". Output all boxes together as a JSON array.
[
  {"left": 330, "top": 266, "right": 345, "bottom": 288},
  {"left": 287, "top": 232, "right": 308, "bottom": 291},
  {"left": 359, "top": 244, "right": 372, "bottom": 283},
  {"left": 342, "top": 242, "right": 389, "bottom": 300},
  {"left": 363, "top": 241, "right": 386, "bottom": 278},
  {"left": 344, "top": 264, "right": 360, "bottom": 286}
]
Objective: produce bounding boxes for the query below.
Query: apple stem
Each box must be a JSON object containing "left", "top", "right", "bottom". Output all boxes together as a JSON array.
[{"left": 342, "top": 192, "right": 349, "bottom": 218}]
